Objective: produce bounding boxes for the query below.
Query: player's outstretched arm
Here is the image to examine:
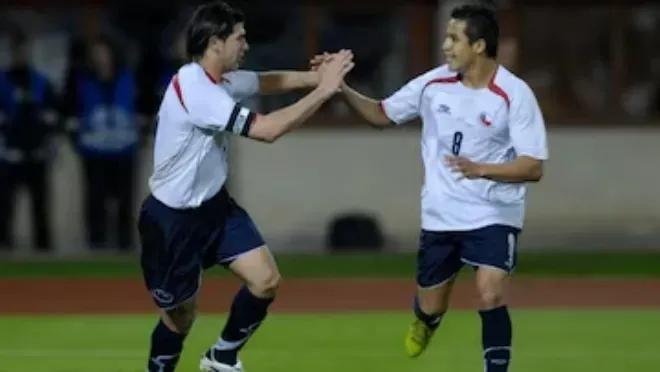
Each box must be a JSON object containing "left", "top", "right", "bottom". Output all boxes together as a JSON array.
[
  {"left": 257, "top": 71, "right": 319, "bottom": 95},
  {"left": 340, "top": 83, "right": 393, "bottom": 128},
  {"left": 188, "top": 51, "right": 353, "bottom": 143},
  {"left": 256, "top": 49, "right": 361, "bottom": 94},
  {"left": 247, "top": 87, "right": 333, "bottom": 142},
  {"left": 246, "top": 50, "right": 355, "bottom": 142},
  {"left": 309, "top": 53, "right": 392, "bottom": 128}
]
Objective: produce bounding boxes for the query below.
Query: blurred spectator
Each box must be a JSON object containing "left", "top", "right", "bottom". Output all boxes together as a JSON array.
[
  {"left": 61, "top": 36, "right": 148, "bottom": 252},
  {"left": 0, "top": 30, "right": 58, "bottom": 252}
]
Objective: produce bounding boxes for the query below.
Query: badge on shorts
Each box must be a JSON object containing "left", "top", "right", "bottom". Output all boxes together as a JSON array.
[{"left": 152, "top": 289, "right": 174, "bottom": 304}]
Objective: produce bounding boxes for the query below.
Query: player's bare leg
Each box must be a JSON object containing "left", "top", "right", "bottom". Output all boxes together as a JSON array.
[
  {"left": 405, "top": 277, "right": 457, "bottom": 358},
  {"left": 201, "top": 246, "right": 280, "bottom": 372},
  {"left": 476, "top": 266, "right": 512, "bottom": 372},
  {"left": 148, "top": 299, "right": 198, "bottom": 372}
]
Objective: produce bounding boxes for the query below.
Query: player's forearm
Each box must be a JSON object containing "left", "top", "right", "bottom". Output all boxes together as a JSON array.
[
  {"left": 258, "top": 71, "right": 319, "bottom": 94},
  {"left": 341, "top": 84, "right": 392, "bottom": 127},
  {"left": 250, "top": 88, "right": 330, "bottom": 142},
  {"left": 479, "top": 156, "right": 543, "bottom": 183}
]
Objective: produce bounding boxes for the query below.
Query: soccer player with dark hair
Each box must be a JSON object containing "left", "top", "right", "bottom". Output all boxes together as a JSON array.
[
  {"left": 312, "top": 4, "right": 548, "bottom": 371},
  {"left": 139, "top": 2, "right": 353, "bottom": 371}
]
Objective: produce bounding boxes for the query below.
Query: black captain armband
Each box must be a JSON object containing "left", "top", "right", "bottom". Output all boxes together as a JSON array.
[{"left": 226, "top": 104, "right": 256, "bottom": 136}]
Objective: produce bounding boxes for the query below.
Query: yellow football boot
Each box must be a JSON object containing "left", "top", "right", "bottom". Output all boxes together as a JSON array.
[{"left": 404, "top": 319, "right": 435, "bottom": 358}]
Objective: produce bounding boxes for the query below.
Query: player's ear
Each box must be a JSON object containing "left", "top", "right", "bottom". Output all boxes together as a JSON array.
[
  {"left": 208, "top": 35, "right": 223, "bottom": 54},
  {"left": 472, "top": 39, "right": 486, "bottom": 55}
]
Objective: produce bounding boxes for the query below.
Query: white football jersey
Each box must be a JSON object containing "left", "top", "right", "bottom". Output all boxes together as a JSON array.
[
  {"left": 149, "top": 63, "right": 259, "bottom": 209},
  {"left": 380, "top": 65, "right": 548, "bottom": 231}
]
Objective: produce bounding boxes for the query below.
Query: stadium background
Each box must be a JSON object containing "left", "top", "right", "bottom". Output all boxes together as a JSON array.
[{"left": 0, "top": 1, "right": 659, "bottom": 372}]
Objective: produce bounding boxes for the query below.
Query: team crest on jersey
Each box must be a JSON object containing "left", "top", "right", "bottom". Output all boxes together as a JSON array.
[
  {"left": 437, "top": 104, "right": 450, "bottom": 114},
  {"left": 479, "top": 112, "right": 492, "bottom": 126}
]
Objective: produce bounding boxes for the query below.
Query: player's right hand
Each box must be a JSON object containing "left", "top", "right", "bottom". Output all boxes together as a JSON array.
[{"left": 316, "top": 49, "right": 354, "bottom": 97}]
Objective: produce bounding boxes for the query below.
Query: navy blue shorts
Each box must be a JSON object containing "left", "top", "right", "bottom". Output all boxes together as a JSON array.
[
  {"left": 416, "top": 224, "right": 520, "bottom": 288},
  {"left": 138, "top": 187, "right": 265, "bottom": 309}
]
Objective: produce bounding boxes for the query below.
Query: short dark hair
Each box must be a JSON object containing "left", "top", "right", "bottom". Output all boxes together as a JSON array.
[
  {"left": 185, "top": 1, "right": 245, "bottom": 59},
  {"left": 450, "top": 4, "right": 499, "bottom": 58}
]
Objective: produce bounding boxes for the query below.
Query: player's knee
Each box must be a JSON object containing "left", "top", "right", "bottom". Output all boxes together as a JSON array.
[
  {"left": 478, "top": 288, "right": 505, "bottom": 309},
  {"left": 476, "top": 269, "right": 508, "bottom": 309},
  {"left": 247, "top": 269, "right": 281, "bottom": 297},
  {"left": 161, "top": 301, "right": 198, "bottom": 335},
  {"left": 230, "top": 246, "right": 280, "bottom": 297}
]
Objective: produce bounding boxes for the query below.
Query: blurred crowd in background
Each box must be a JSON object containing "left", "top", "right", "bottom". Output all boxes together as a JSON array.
[{"left": 1, "top": 1, "right": 660, "bottom": 253}]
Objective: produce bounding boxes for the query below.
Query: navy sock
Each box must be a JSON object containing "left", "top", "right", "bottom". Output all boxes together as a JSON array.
[
  {"left": 413, "top": 295, "right": 444, "bottom": 331},
  {"left": 211, "top": 286, "right": 274, "bottom": 365},
  {"left": 479, "top": 306, "right": 512, "bottom": 372},
  {"left": 147, "top": 320, "right": 186, "bottom": 372}
]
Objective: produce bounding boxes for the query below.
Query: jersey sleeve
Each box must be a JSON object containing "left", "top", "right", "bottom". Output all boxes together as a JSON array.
[
  {"left": 380, "top": 71, "right": 432, "bottom": 125},
  {"left": 222, "top": 70, "right": 259, "bottom": 102},
  {"left": 509, "top": 84, "right": 549, "bottom": 160},
  {"left": 186, "top": 81, "right": 257, "bottom": 136}
]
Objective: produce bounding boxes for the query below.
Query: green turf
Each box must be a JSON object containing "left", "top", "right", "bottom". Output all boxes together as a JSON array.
[
  {"left": 0, "top": 311, "right": 658, "bottom": 371},
  {"left": 1, "top": 251, "right": 660, "bottom": 278}
]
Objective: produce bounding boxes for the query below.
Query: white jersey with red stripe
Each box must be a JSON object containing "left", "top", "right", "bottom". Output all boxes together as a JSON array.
[
  {"left": 149, "top": 62, "right": 258, "bottom": 209},
  {"left": 380, "top": 64, "right": 548, "bottom": 231}
]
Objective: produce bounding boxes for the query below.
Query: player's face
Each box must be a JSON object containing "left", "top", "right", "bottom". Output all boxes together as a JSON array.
[
  {"left": 442, "top": 19, "right": 482, "bottom": 72},
  {"left": 90, "top": 43, "right": 113, "bottom": 77},
  {"left": 221, "top": 23, "right": 249, "bottom": 70}
]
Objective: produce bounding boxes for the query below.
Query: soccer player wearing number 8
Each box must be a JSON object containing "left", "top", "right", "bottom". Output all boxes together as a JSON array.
[{"left": 311, "top": 4, "right": 548, "bottom": 372}]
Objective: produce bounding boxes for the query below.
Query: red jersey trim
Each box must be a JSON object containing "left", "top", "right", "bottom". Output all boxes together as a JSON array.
[
  {"left": 172, "top": 75, "right": 188, "bottom": 113},
  {"left": 487, "top": 69, "right": 510, "bottom": 108}
]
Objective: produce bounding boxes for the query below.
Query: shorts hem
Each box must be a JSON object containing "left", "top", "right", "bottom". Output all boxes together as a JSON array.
[
  {"left": 460, "top": 258, "right": 514, "bottom": 274},
  {"left": 417, "top": 272, "right": 460, "bottom": 290},
  {"left": 421, "top": 222, "right": 522, "bottom": 233},
  {"left": 218, "top": 243, "right": 267, "bottom": 264}
]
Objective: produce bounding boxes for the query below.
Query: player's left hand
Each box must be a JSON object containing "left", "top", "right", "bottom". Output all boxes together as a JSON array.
[
  {"left": 309, "top": 52, "right": 333, "bottom": 71},
  {"left": 444, "top": 155, "right": 484, "bottom": 180}
]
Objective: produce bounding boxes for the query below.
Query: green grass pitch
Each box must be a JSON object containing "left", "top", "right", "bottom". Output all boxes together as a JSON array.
[{"left": 1, "top": 310, "right": 658, "bottom": 372}]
